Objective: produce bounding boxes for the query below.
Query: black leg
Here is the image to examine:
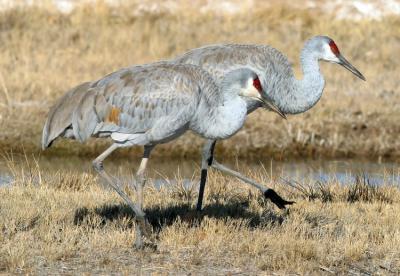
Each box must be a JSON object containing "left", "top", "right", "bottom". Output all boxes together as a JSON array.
[
  {"left": 196, "top": 140, "right": 216, "bottom": 211},
  {"left": 211, "top": 161, "right": 295, "bottom": 209}
]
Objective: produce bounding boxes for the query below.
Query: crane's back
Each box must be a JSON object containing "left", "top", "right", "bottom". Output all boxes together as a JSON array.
[
  {"left": 173, "top": 44, "right": 295, "bottom": 111},
  {"left": 42, "top": 63, "right": 221, "bottom": 147},
  {"left": 175, "top": 44, "right": 293, "bottom": 80}
]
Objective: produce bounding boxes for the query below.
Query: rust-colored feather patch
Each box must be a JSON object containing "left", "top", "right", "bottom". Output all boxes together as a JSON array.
[{"left": 105, "top": 106, "right": 121, "bottom": 125}]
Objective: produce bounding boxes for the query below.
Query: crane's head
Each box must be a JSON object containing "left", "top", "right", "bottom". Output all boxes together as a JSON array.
[
  {"left": 307, "top": 36, "right": 365, "bottom": 81},
  {"left": 223, "top": 68, "right": 286, "bottom": 118}
]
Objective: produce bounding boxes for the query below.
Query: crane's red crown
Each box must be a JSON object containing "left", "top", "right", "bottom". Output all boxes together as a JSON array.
[
  {"left": 329, "top": 40, "right": 340, "bottom": 56},
  {"left": 253, "top": 77, "right": 262, "bottom": 93}
]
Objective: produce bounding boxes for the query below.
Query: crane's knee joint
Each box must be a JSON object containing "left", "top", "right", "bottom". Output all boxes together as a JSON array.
[
  {"left": 202, "top": 140, "right": 216, "bottom": 167},
  {"left": 92, "top": 160, "right": 103, "bottom": 172},
  {"left": 210, "top": 160, "right": 219, "bottom": 169}
]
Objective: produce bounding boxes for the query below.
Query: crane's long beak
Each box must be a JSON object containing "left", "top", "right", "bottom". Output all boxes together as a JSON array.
[
  {"left": 257, "top": 96, "right": 287, "bottom": 119},
  {"left": 337, "top": 54, "right": 366, "bottom": 81}
]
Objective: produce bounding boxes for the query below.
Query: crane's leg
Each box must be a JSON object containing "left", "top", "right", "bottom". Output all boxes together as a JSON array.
[
  {"left": 195, "top": 140, "right": 294, "bottom": 210},
  {"left": 196, "top": 140, "right": 216, "bottom": 211},
  {"left": 92, "top": 143, "right": 152, "bottom": 249},
  {"left": 210, "top": 161, "right": 295, "bottom": 209},
  {"left": 133, "top": 145, "right": 154, "bottom": 248}
]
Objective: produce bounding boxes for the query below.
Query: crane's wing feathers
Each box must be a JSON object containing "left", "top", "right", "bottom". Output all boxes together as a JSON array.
[
  {"left": 71, "top": 88, "right": 99, "bottom": 142},
  {"left": 70, "top": 64, "right": 201, "bottom": 143}
]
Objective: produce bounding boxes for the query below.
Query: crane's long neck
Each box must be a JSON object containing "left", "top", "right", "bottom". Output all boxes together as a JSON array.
[{"left": 273, "top": 47, "right": 325, "bottom": 115}]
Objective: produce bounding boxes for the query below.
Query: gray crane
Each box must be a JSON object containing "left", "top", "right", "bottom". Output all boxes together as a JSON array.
[
  {"left": 42, "top": 62, "right": 280, "bottom": 248},
  {"left": 172, "top": 35, "right": 365, "bottom": 211}
]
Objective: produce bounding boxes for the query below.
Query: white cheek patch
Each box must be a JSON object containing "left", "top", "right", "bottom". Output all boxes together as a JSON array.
[
  {"left": 242, "top": 78, "right": 260, "bottom": 98},
  {"left": 323, "top": 44, "right": 340, "bottom": 62}
]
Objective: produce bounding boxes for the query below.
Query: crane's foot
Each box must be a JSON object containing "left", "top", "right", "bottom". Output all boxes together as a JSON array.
[
  {"left": 134, "top": 218, "right": 157, "bottom": 250},
  {"left": 134, "top": 237, "right": 157, "bottom": 251},
  {"left": 264, "top": 189, "right": 295, "bottom": 209},
  {"left": 134, "top": 240, "right": 157, "bottom": 251},
  {"left": 134, "top": 233, "right": 144, "bottom": 250}
]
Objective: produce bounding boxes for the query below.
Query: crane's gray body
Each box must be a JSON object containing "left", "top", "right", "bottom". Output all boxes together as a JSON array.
[
  {"left": 42, "top": 63, "right": 251, "bottom": 149},
  {"left": 42, "top": 61, "right": 263, "bottom": 249}
]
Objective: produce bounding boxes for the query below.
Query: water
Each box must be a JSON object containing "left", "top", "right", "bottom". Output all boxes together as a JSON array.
[
  {"left": 0, "top": 155, "right": 399, "bottom": 187},
  {"left": 277, "top": 159, "right": 400, "bottom": 186}
]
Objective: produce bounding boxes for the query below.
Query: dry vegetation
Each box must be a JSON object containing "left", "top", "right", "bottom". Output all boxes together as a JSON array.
[
  {"left": 1, "top": 157, "right": 400, "bottom": 274},
  {"left": 0, "top": 2, "right": 399, "bottom": 159},
  {"left": 0, "top": 3, "right": 399, "bottom": 274}
]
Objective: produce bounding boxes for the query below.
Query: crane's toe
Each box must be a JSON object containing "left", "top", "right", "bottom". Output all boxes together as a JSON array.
[{"left": 264, "top": 189, "right": 295, "bottom": 209}]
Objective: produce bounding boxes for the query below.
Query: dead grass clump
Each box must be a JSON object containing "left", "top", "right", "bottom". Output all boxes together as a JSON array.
[
  {"left": 346, "top": 174, "right": 393, "bottom": 203},
  {"left": 282, "top": 178, "right": 336, "bottom": 202},
  {"left": 166, "top": 173, "right": 198, "bottom": 203},
  {"left": 3, "top": 152, "right": 98, "bottom": 190},
  {"left": 281, "top": 175, "right": 397, "bottom": 204},
  {"left": 50, "top": 171, "right": 97, "bottom": 191}
]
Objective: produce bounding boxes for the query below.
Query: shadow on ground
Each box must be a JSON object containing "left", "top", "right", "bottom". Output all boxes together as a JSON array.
[{"left": 73, "top": 200, "right": 287, "bottom": 231}]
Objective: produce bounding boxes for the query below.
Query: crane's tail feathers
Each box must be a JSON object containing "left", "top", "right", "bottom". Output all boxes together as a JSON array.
[
  {"left": 71, "top": 89, "right": 99, "bottom": 143},
  {"left": 42, "top": 82, "right": 92, "bottom": 149}
]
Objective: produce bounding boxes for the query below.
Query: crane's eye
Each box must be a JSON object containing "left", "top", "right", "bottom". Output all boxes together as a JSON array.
[
  {"left": 329, "top": 40, "right": 340, "bottom": 56},
  {"left": 253, "top": 77, "right": 262, "bottom": 93}
]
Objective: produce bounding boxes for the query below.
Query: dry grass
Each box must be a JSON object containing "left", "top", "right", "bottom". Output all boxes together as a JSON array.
[
  {"left": 0, "top": 3, "right": 399, "bottom": 159},
  {"left": 1, "top": 5, "right": 399, "bottom": 273},
  {"left": 1, "top": 157, "right": 400, "bottom": 274}
]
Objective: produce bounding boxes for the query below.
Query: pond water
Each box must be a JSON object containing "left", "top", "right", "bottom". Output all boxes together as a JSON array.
[{"left": 0, "top": 155, "right": 399, "bottom": 188}]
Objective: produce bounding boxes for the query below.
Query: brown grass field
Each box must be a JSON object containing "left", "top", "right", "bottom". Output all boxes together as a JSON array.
[
  {"left": 1, "top": 1, "right": 400, "bottom": 275},
  {"left": 0, "top": 2, "right": 399, "bottom": 159},
  {"left": 1, "top": 157, "right": 400, "bottom": 274}
]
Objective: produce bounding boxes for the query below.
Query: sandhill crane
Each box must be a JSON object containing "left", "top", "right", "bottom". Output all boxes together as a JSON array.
[
  {"left": 173, "top": 35, "right": 365, "bottom": 211},
  {"left": 42, "top": 63, "right": 280, "bottom": 248}
]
